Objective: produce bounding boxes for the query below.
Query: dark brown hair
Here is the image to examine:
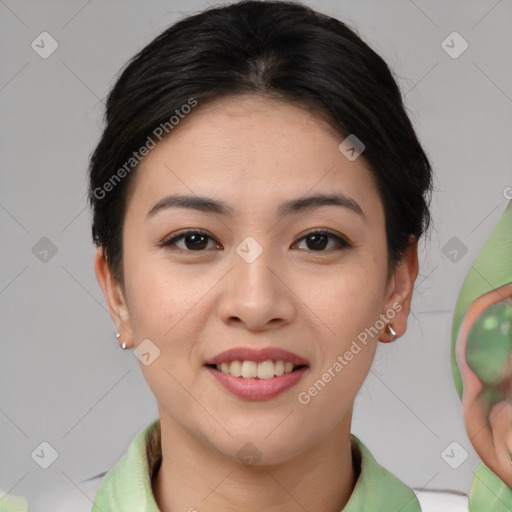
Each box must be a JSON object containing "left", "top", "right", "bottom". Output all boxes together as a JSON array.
[{"left": 88, "top": 0, "right": 432, "bottom": 284}]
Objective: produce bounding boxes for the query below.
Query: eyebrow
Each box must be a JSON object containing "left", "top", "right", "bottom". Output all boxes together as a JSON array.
[{"left": 146, "top": 192, "right": 365, "bottom": 220}]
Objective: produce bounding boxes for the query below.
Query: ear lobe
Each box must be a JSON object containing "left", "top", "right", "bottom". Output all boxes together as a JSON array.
[{"left": 94, "top": 246, "right": 132, "bottom": 343}]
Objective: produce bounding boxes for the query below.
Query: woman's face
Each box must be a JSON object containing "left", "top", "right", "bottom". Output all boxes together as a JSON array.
[{"left": 97, "top": 95, "right": 415, "bottom": 464}]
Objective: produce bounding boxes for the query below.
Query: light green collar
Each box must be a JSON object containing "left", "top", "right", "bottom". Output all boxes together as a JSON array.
[
  {"left": 92, "top": 419, "right": 420, "bottom": 511},
  {"left": 92, "top": 419, "right": 161, "bottom": 511}
]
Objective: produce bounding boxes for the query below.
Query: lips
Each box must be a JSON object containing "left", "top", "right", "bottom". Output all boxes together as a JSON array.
[{"left": 204, "top": 346, "right": 310, "bottom": 367}]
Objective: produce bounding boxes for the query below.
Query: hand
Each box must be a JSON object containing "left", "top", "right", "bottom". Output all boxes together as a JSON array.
[{"left": 455, "top": 283, "right": 512, "bottom": 488}]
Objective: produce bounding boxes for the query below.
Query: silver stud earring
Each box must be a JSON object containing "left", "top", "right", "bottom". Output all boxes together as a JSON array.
[
  {"left": 115, "top": 332, "right": 127, "bottom": 350},
  {"left": 387, "top": 324, "right": 396, "bottom": 341}
]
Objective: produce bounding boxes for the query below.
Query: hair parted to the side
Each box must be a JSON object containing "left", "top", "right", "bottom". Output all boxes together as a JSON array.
[{"left": 87, "top": 0, "right": 433, "bottom": 286}]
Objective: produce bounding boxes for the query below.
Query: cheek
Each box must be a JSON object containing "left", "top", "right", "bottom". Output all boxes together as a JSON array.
[
  {"left": 295, "top": 328, "right": 377, "bottom": 435},
  {"left": 123, "top": 244, "right": 202, "bottom": 333},
  {"left": 298, "top": 257, "right": 387, "bottom": 338}
]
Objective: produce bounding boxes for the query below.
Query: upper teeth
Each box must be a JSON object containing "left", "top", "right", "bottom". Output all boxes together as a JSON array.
[{"left": 215, "top": 360, "right": 297, "bottom": 379}]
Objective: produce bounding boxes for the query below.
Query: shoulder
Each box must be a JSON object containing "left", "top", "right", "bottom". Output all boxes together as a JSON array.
[
  {"left": 91, "top": 419, "right": 161, "bottom": 511},
  {"left": 349, "top": 436, "right": 483, "bottom": 512},
  {"left": 347, "top": 434, "right": 421, "bottom": 512}
]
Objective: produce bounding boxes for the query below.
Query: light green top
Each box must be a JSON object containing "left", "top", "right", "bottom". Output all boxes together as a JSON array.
[
  {"left": 90, "top": 419, "right": 512, "bottom": 511},
  {"left": 91, "top": 419, "right": 420, "bottom": 511},
  {"left": 0, "top": 492, "right": 29, "bottom": 512},
  {"left": 2, "top": 419, "right": 510, "bottom": 511},
  {"left": 469, "top": 462, "right": 512, "bottom": 512}
]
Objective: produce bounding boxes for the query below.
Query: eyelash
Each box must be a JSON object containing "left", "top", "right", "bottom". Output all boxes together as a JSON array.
[{"left": 160, "top": 229, "right": 352, "bottom": 253}]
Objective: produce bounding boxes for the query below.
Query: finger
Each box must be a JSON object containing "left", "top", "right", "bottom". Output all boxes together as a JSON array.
[
  {"left": 488, "top": 400, "right": 512, "bottom": 486},
  {"left": 455, "top": 313, "right": 483, "bottom": 407},
  {"left": 464, "top": 390, "right": 497, "bottom": 470}
]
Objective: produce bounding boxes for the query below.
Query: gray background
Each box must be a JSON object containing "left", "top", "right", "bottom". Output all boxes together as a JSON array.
[{"left": 1, "top": 0, "right": 511, "bottom": 509}]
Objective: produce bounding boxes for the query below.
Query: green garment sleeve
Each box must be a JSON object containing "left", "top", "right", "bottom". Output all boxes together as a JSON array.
[{"left": 469, "top": 462, "right": 512, "bottom": 512}]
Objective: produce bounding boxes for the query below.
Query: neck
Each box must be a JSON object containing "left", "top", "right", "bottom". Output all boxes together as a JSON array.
[{"left": 152, "top": 411, "right": 356, "bottom": 512}]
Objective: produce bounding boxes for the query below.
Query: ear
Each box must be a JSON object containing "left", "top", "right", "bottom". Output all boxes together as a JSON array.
[
  {"left": 379, "top": 235, "right": 419, "bottom": 343},
  {"left": 94, "top": 246, "right": 133, "bottom": 348}
]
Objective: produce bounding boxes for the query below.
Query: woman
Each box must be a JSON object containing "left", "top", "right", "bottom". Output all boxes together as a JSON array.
[{"left": 84, "top": 1, "right": 510, "bottom": 510}]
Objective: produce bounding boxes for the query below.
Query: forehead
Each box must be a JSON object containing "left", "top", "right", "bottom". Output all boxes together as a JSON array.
[{"left": 126, "top": 94, "right": 382, "bottom": 222}]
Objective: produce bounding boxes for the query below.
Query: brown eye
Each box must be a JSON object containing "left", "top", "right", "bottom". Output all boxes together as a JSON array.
[
  {"left": 293, "top": 230, "right": 351, "bottom": 252},
  {"left": 162, "top": 230, "right": 220, "bottom": 251},
  {"left": 161, "top": 229, "right": 351, "bottom": 253}
]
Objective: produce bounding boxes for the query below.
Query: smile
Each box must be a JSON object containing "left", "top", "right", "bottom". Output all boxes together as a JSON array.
[
  {"left": 208, "top": 359, "right": 306, "bottom": 379},
  {"left": 204, "top": 361, "right": 309, "bottom": 400}
]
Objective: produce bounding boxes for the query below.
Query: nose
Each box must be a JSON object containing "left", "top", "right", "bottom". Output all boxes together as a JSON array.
[{"left": 216, "top": 246, "right": 296, "bottom": 332}]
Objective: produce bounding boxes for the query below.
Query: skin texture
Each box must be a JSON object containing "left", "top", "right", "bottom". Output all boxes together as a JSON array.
[
  {"left": 455, "top": 282, "right": 512, "bottom": 487},
  {"left": 94, "top": 95, "right": 418, "bottom": 512}
]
